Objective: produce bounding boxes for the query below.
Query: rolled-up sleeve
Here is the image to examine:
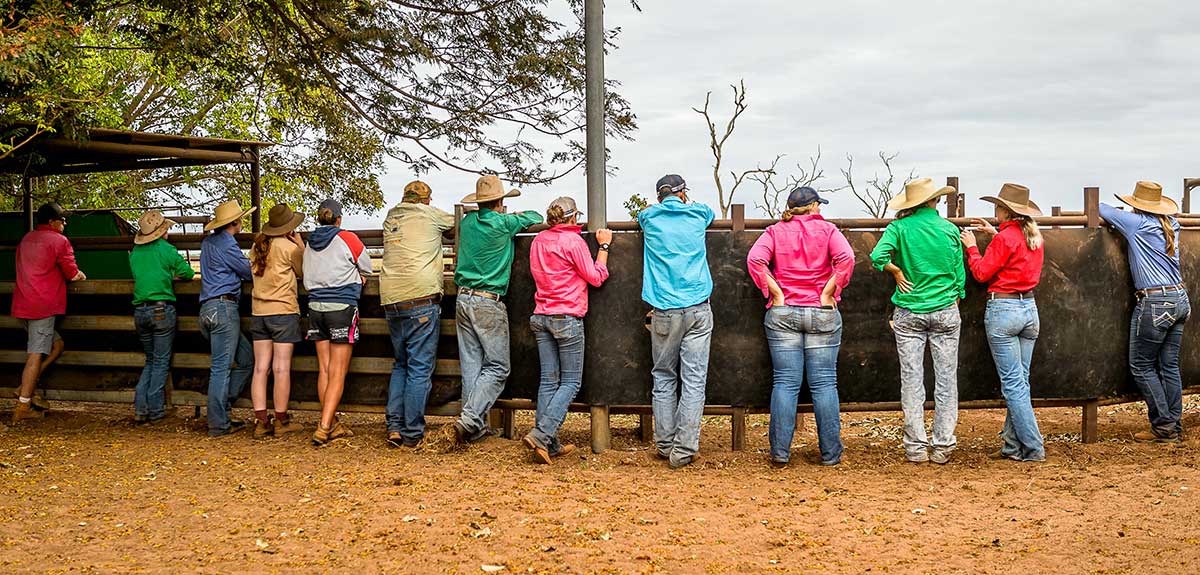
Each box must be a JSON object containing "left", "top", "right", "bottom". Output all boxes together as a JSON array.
[{"left": 869, "top": 225, "right": 898, "bottom": 271}]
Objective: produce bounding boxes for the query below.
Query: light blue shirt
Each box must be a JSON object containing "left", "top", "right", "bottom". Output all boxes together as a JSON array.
[
  {"left": 1099, "top": 203, "right": 1182, "bottom": 290},
  {"left": 638, "top": 196, "right": 715, "bottom": 309},
  {"left": 199, "top": 231, "right": 253, "bottom": 301}
]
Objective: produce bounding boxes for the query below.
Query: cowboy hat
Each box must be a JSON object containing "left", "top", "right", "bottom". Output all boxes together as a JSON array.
[
  {"left": 134, "top": 209, "right": 177, "bottom": 245},
  {"left": 461, "top": 174, "right": 520, "bottom": 204},
  {"left": 887, "top": 178, "right": 956, "bottom": 212},
  {"left": 980, "top": 183, "right": 1042, "bottom": 218},
  {"left": 260, "top": 203, "right": 305, "bottom": 236},
  {"left": 1116, "top": 181, "right": 1178, "bottom": 216},
  {"left": 203, "top": 200, "right": 256, "bottom": 232}
]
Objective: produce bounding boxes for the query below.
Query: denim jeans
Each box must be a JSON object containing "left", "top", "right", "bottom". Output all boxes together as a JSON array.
[
  {"left": 650, "top": 302, "right": 713, "bottom": 466},
  {"left": 134, "top": 303, "right": 177, "bottom": 420},
  {"left": 892, "top": 305, "right": 960, "bottom": 459},
  {"left": 198, "top": 299, "right": 254, "bottom": 435},
  {"left": 385, "top": 302, "right": 441, "bottom": 441},
  {"left": 456, "top": 294, "right": 511, "bottom": 438},
  {"left": 764, "top": 305, "right": 843, "bottom": 464},
  {"left": 984, "top": 299, "right": 1044, "bottom": 461},
  {"left": 529, "top": 314, "right": 585, "bottom": 454},
  {"left": 1129, "top": 290, "right": 1190, "bottom": 438}
]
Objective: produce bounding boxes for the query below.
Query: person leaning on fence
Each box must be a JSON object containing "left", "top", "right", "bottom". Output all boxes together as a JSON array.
[
  {"left": 521, "top": 197, "right": 613, "bottom": 465},
  {"left": 448, "top": 175, "right": 543, "bottom": 446},
  {"left": 869, "top": 178, "right": 966, "bottom": 465},
  {"left": 199, "top": 200, "right": 257, "bottom": 437},
  {"left": 10, "top": 202, "right": 86, "bottom": 423},
  {"left": 640, "top": 174, "right": 715, "bottom": 470},
  {"left": 380, "top": 181, "right": 455, "bottom": 448},
  {"left": 128, "top": 210, "right": 194, "bottom": 425},
  {"left": 248, "top": 203, "right": 307, "bottom": 440},
  {"left": 746, "top": 186, "right": 854, "bottom": 468},
  {"left": 959, "top": 184, "right": 1047, "bottom": 462},
  {"left": 304, "top": 199, "right": 373, "bottom": 446},
  {"left": 1100, "top": 182, "right": 1189, "bottom": 443}
]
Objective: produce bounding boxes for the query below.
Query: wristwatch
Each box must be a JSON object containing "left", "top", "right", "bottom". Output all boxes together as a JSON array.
[{"left": 599, "top": 243, "right": 611, "bottom": 251}]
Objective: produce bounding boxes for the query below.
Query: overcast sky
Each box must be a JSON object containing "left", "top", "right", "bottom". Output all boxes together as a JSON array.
[{"left": 346, "top": 0, "right": 1200, "bottom": 227}]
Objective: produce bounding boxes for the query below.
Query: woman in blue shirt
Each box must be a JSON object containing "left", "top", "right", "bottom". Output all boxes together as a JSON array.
[{"left": 1099, "top": 181, "right": 1187, "bottom": 443}]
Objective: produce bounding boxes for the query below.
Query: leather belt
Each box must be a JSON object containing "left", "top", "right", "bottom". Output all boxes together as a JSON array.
[
  {"left": 1136, "top": 283, "right": 1186, "bottom": 299},
  {"left": 988, "top": 291, "right": 1035, "bottom": 300},
  {"left": 202, "top": 293, "right": 239, "bottom": 304},
  {"left": 458, "top": 288, "right": 501, "bottom": 301},
  {"left": 384, "top": 293, "right": 441, "bottom": 312},
  {"left": 136, "top": 301, "right": 171, "bottom": 308}
]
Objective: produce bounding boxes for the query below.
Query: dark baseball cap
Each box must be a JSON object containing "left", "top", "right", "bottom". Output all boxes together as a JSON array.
[
  {"left": 786, "top": 186, "right": 828, "bottom": 209},
  {"left": 655, "top": 174, "right": 687, "bottom": 198},
  {"left": 35, "top": 202, "right": 67, "bottom": 224},
  {"left": 317, "top": 198, "right": 343, "bottom": 219}
]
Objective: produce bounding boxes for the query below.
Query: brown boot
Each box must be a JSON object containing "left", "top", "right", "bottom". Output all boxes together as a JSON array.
[
  {"left": 552, "top": 444, "right": 577, "bottom": 458},
  {"left": 1133, "top": 430, "right": 1181, "bottom": 443},
  {"left": 253, "top": 419, "right": 273, "bottom": 440},
  {"left": 273, "top": 417, "right": 302, "bottom": 437},
  {"left": 12, "top": 402, "right": 44, "bottom": 423},
  {"left": 329, "top": 419, "right": 354, "bottom": 440}
]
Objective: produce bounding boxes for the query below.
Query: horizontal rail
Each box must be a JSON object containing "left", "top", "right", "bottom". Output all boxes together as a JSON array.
[
  {"left": 0, "top": 314, "right": 457, "bottom": 337},
  {"left": 0, "top": 278, "right": 459, "bottom": 297},
  {"left": 0, "top": 350, "right": 461, "bottom": 377}
]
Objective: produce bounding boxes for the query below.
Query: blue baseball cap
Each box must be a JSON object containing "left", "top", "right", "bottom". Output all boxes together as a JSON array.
[
  {"left": 786, "top": 186, "right": 828, "bottom": 209},
  {"left": 318, "top": 198, "right": 343, "bottom": 219},
  {"left": 655, "top": 174, "right": 687, "bottom": 198}
]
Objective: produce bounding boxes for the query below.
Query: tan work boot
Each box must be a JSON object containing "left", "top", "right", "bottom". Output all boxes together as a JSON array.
[
  {"left": 1133, "top": 430, "right": 1181, "bottom": 443},
  {"left": 273, "top": 417, "right": 302, "bottom": 437},
  {"left": 329, "top": 419, "right": 354, "bottom": 440},
  {"left": 552, "top": 444, "right": 577, "bottom": 458},
  {"left": 253, "top": 419, "right": 273, "bottom": 440},
  {"left": 12, "top": 402, "right": 44, "bottom": 423}
]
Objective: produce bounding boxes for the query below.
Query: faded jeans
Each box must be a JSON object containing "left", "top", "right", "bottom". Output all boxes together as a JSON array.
[
  {"left": 764, "top": 305, "right": 843, "bottom": 465},
  {"left": 893, "top": 304, "right": 960, "bottom": 459},
  {"left": 650, "top": 302, "right": 713, "bottom": 466},
  {"left": 198, "top": 298, "right": 253, "bottom": 436},
  {"left": 456, "top": 293, "right": 511, "bottom": 438},
  {"left": 134, "top": 303, "right": 177, "bottom": 420},
  {"left": 385, "top": 302, "right": 441, "bottom": 442},
  {"left": 529, "top": 314, "right": 585, "bottom": 454},
  {"left": 985, "top": 299, "right": 1045, "bottom": 461},
  {"left": 1130, "top": 290, "right": 1190, "bottom": 438}
]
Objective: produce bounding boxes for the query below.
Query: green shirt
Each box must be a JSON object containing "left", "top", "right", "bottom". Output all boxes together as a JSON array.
[
  {"left": 129, "top": 238, "right": 195, "bottom": 304},
  {"left": 454, "top": 208, "right": 543, "bottom": 295},
  {"left": 869, "top": 207, "right": 965, "bottom": 314}
]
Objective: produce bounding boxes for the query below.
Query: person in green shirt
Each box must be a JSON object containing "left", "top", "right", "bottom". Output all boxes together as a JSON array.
[
  {"left": 449, "top": 174, "right": 543, "bottom": 445},
  {"left": 869, "top": 178, "right": 965, "bottom": 465},
  {"left": 128, "top": 210, "right": 195, "bottom": 424}
]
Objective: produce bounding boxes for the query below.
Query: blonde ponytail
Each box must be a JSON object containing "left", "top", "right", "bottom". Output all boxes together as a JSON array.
[
  {"left": 1158, "top": 214, "right": 1176, "bottom": 257},
  {"left": 781, "top": 202, "right": 818, "bottom": 222},
  {"left": 546, "top": 204, "right": 569, "bottom": 226},
  {"left": 1017, "top": 216, "right": 1043, "bottom": 251}
]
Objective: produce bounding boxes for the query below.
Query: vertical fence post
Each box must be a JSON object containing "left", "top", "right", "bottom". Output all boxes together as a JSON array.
[
  {"left": 590, "top": 405, "right": 611, "bottom": 453},
  {"left": 639, "top": 413, "right": 654, "bottom": 442},
  {"left": 732, "top": 204, "right": 745, "bottom": 232},
  {"left": 946, "top": 177, "right": 960, "bottom": 218},
  {"left": 1081, "top": 400, "right": 1099, "bottom": 443},
  {"left": 1051, "top": 206, "right": 1062, "bottom": 230},
  {"left": 1084, "top": 187, "right": 1100, "bottom": 228},
  {"left": 731, "top": 406, "right": 747, "bottom": 451},
  {"left": 21, "top": 175, "right": 33, "bottom": 233},
  {"left": 249, "top": 147, "right": 262, "bottom": 232},
  {"left": 1184, "top": 178, "right": 1200, "bottom": 214}
]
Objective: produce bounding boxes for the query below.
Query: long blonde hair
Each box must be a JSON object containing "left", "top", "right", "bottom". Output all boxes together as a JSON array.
[
  {"left": 781, "top": 201, "right": 818, "bottom": 222},
  {"left": 1013, "top": 214, "right": 1043, "bottom": 251},
  {"left": 1157, "top": 214, "right": 1177, "bottom": 257}
]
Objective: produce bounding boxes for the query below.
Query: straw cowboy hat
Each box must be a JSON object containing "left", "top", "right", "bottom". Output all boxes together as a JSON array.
[
  {"left": 133, "top": 209, "right": 177, "bottom": 245},
  {"left": 887, "top": 178, "right": 957, "bottom": 212},
  {"left": 203, "top": 200, "right": 256, "bottom": 232},
  {"left": 260, "top": 203, "right": 305, "bottom": 236},
  {"left": 1116, "top": 181, "right": 1178, "bottom": 216},
  {"left": 980, "top": 183, "right": 1043, "bottom": 218},
  {"left": 461, "top": 174, "right": 521, "bottom": 204}
]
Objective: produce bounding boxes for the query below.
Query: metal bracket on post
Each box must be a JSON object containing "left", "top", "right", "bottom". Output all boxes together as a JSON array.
[{"left": 1084, "top": 187, "right": 1100, "bottom": 228}]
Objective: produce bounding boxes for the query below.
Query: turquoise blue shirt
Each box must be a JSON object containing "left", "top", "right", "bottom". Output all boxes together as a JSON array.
[{"left": 638, "top": 196, "right": 715, "bottom": 309}]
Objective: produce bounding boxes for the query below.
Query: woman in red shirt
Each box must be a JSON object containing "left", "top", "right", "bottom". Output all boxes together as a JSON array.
[{"left": 959, "top": 183, "right": 1046, "bottom": 462}]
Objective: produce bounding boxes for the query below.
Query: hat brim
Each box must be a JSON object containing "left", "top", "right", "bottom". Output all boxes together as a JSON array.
[
  {"left": 887, "top": 186, "right": 956, "bottom": 212},
  {"left": 133, "top": 218, "right": 177, "bottom": 245},
  {"left": 202, "top": 207, "right": 257, "bottom": 231},
  {"left": 1116, "top": 194, "right": 1179, "bottom": 216},
  {"left": 980, "top": 196, "right": 1043, "bottom": 218},
  {"left": 460, "top": 189, "right": 521, "bottom": 204},
  {"left": 261, "top": 213, "right": 305, "bottom": 236}
]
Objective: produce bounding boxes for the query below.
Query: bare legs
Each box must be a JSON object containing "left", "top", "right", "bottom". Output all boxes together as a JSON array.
[
  {"left": 251, "top": 341, "right": 295, "bottom": 413},
  {"left": 315, "top": 340, "right": 352, "bottom": 429}
]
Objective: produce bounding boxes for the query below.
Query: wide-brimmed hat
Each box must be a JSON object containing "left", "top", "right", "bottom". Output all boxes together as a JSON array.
[
  {"left": 980, "top": 183, "right": 1042, "bottom": 218},
  {"left": 1116, "top": 181, "right": 1178, "bottom": 216},
  {"left": 134, "top": 209, "right": 177, "bottom": 245},
  {"left": 203, "top": 200, "right": 256, "bottom": 232},
  {"left": 260, "top": 203, "right": 305, "bottom": 236},
  {"left": 461, "top": 175, "right": 520, "bottom": 204},
  {"left": 887, "top": 178, "right": 956, "bottom": 212}
]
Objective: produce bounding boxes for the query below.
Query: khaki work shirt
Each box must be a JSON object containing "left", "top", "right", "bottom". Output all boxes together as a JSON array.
[{"left": 380, "top": 202, "right": 455, "bottom": 305}]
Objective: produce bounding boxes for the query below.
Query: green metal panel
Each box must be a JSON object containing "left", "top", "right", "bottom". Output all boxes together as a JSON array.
[{"left": 0, "top": 212, "right": 133, "bottom": 280}]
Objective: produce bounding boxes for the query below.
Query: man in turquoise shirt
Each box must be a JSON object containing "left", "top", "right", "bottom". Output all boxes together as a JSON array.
[{"left": 639, "top": 175, "right": 715, "bottom": 469}]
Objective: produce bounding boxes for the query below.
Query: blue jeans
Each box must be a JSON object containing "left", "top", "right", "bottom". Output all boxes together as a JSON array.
[
  {"left": 764, "top": 306, "right": 843, "bottom": 464},
  {"left": 984, "top": 299, "right": 1044, "bottom": 461},
  {"left": 529, "top": 314, "right": 585, "bottom": 454},
  {"left": 385, "top": 302, "right": 441, "bottom": 441},
  {"left": 1129, "top": 290, "right": 1189, "bottom": 438},
  {"left": 650, "top": 302, "right": 713, "bottom": 466},
  {"left": 893, "top": 305, "right": 961, "bottom": 459},
  {"left": 134, "top": 303, "right": 177, "bottom": 420},
  {"left": 198, "top": 299, "right": 254, "bottom": 435},
  {"left": 456, "top": 294, "right": 511, "bottom": 438}
]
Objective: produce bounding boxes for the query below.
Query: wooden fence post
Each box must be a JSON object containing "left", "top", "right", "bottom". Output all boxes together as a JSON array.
[
  {"left": 639, "top": 413, "right": 654, "bottom": 442},
  {"left": 1084, "top": 187, "right": 1100, "bottom": 228},
  {"left": 731, "top": 406, "right": 747, "bottom": 451},
  {"left": 1081, "top": 400, "right": 1099, "bottom": 443},
  {"left": 590, "top": 405, "right": 611, "bottom": 453}
]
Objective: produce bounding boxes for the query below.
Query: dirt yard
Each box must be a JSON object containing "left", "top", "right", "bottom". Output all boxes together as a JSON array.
[{"left": 1, "top": 397, "right": 1199, "bottom": 575}]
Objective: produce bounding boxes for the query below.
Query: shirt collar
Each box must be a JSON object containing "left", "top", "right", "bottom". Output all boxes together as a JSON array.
[
  {"left": 999, "top": 219, "right": 1020, "bottom": 231},
  {"left": 661, "top": 196, "right": 684, "bottom": 205},
  {"left": 550, "top": 223, "right": 583, "bottom": 234}
]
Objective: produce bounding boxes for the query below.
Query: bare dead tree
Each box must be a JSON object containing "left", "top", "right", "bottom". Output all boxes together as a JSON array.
[
  {"left": 693, "top": 80, "right": 774, "bottom": 218},
  {"left": 841, "top": 151, "right": 918, "bottom": 218},
  {"left": 750, "top": 146, "right": 846, "bottom": 218}
]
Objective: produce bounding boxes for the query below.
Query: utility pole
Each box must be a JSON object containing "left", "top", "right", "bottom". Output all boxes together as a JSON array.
[{"left": 584, "top": 0, "right": 606, "bottom": 230}]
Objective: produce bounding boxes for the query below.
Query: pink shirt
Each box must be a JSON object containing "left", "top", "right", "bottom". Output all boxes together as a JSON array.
[
  {"left": 530, "top": 224, "right": 609, "bottom": 317},
  {"left": 12, "top": 225, "right": 80, "bottom": 319},
  {"left": 746, "top": 214, "right": 855, "bottom": 308}
]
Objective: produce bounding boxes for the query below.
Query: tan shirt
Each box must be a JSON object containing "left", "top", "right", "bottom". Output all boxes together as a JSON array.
[
  {"left": 380, "top": 202, "right": 455, "bottom": 305},
  {"left": 251, "top": 237, "right": 304, "bottom": 316}
]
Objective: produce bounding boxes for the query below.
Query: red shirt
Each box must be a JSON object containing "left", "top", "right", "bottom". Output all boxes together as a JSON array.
[
  {"left": 12, "top": 225, "right": 80, "bottom": 319},
  {"left": 746, "top": 214, "right": 855, "bottom": 308},
  {"left": 966, "top": 220, "right": 1043, "bottom": 293},
  {"left": 530, "top": 224, "right": 609, "bottom": 317}
]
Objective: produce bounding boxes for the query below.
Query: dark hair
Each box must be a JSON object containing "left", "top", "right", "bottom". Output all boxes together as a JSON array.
[
  {"left": 317, "top": 207, "right": 338, "bottom": 226},
  {"left": 478, "top": 199, "right": 502, "bottom": 211},
  {"left": 35, "top": 202, "right": 65, "bottom": 225}
]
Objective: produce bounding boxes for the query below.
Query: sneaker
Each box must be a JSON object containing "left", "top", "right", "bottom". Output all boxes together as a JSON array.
[
  {"left": 402, "top": 436, "right": 423, "bottom": 449},
  {"left": 551, "top": 444, "right": 577, "bottom": 458},
  {"left": 273, "top": 418, "right": 302, "bottom": 437},
  {"left": 1133, "top": 430, "right": 1181, "bottom": 443},
  {"left": 387, "top": 431, "right": 404, "bottom": 448},
  {"left": 12, "top": 402, "right": 44, "bottom": 423},
  {"left": 523, "top": 434, "right": 552, "bottom": 465},
  {"left": 669, "top": 455, "right": 697, "bottom": 469},
  {"left": 253, "top": 419, "right": 273, "bottom": 440},
  {"left": 929, "top": 451, "right": 950, "bottom": 465},
  {"left": 905, "top": 451, "right": 929, "bottom": 463}
]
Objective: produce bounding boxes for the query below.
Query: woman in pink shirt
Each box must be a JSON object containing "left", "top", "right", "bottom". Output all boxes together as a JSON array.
[
  {"left": 747, "top": 187, "right": 855, "bottom": 467},
  {"left": 521, "top": 197, "right": 613, "bottom": 465}
]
